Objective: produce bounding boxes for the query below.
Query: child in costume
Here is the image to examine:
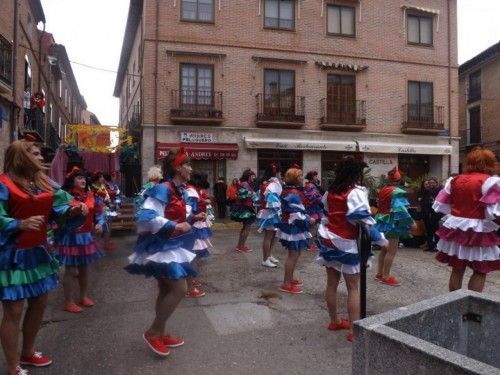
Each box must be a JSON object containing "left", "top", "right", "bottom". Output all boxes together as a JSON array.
[
  {"left": 433, "top": 148, "right": 500, "bottom": 292},
  {"left": 125, "top": 148, "right": 195, "bottom": 358},
  {"left": 277, "top": 166, "right": 315, "bottom": 294},
  {"left": 230, "top": 169, "right": 257, "bottom": 253},
  {"left": 105, "top": 171, "right": 121, "bottom": 219},
  {"left": 185, "top": 172, "right": 213, "bottom": 298},
  {"left": 304, "top": 170, "right": 323, "bottom": 251},
  {"left": 374, "top": 167, "right": 414, "bottom": 286},
  {"left": 0, "top": 139, "right": 86, "bottom": 374},
  {"left": 257, "top": 164, "right": 282, "bottom": 268},
  {"left": 57, "top": 167, "right": 106, "bottom": 313},
  {"left": 316, "top": 156, "right": 388, "bottom": 342}
]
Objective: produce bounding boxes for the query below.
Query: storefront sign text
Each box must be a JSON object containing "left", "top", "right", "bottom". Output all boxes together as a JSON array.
[
  {"left": 158, "top": 149, "right": 237, "bottom": 160},
  {"left": 180, "top": 132, "right": 214, "bottom": 143}
]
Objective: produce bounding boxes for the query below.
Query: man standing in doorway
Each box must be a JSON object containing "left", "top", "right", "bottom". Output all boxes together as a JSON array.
[{"left": 214, "top": 176, "right": 227, "bottom": 219}]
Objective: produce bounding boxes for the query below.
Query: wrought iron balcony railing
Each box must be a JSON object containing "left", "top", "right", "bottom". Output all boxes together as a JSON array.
[
  {"left": 402, "top": 104, "right": 444, "bottom": 133},
  {"left": 320, "top": 99, "right": 366, "bottom": 126},
  {"left": 170, "top": 90, "right": 223, "bottom": 122},
  {"left": 256, "top": 93, "right": 305, "bottom": 124}
]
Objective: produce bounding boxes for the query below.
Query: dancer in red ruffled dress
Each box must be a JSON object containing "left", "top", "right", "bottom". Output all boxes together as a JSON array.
[{"left": 433, "top": 148, "right": 500, "bottom": 292}]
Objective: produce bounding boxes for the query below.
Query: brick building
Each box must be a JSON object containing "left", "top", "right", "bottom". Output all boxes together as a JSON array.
[
  {"left": 458, "top": 41, "right": 500, "bottom": 168},
  {"left": 0, "top": 0, "right": 86, "bottom": 168},
  {"left": 114, "top": 0, "right": 459, "bottom": 190}
]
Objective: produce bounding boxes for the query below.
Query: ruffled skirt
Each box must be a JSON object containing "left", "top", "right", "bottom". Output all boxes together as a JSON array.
[
  {"left": 276, "top": 221, "right": 312, "bottom": 251},
  {"left": 230, "top": 204, "right": 256, "bottom": 224},
  {"left": 257, "top": 208, "right": 281, "bottom": 232},
  {"left": 191, "top": 221, "right": 213, "bottom": 258},
  {"left": 56, "top": 232, "right": 104, "bottom": 267},
  {"left": 125, "top": 231, "right": 197, "bottom": 279}
]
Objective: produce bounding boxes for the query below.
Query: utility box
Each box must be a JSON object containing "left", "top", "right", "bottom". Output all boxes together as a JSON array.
[{"left": 353, "top": 290, "right": 500, "bottom": 374}]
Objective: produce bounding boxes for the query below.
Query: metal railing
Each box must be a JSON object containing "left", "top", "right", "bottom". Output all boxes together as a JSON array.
[
  {"left": 24, "top": 109, "right": 45, "bottom": 140},
  {"left": 46, "top": 123, "right": 61, "bottom": 151},
  {"left": 402, "top": 104, "right": 444, "bottom": 130},
  {"left": 170, "top": 90, "right": 223, "bottom": 119},
  {"left": 256, "top": 94, "right": 305, "bottom": 123},
  {"left": 320, "top": 99, "right": 366, "bottom": 125}
]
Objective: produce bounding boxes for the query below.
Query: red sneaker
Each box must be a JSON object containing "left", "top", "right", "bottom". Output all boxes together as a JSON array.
[
  {"left": 291, "top": 279, "right": 303, "bottom": 287},
  {"left": 279, "top": 284, "right": 303, "bottom": 294},
  {"left": 20, "top": 351, "right": 53, "bottom": 367},
  {"left": 80, "top": 297, "right": 94, "bottom": 307},
  {"left": 235, "top": 246, "right": 252, "bottom": 253},
  {"left": 185, "top": 288, "right": 206, "bottom": 298},
  {"left": 346, "top": 333, "right": 353, "bottom": 342},
  {"left": 328, "top": 319, "right": 351, "bottom": 331},
  {"left": 143, "top": 332, "right": 169, "bottom": 357},
  {"left": 163, "top": 334, "right": 185, "bottom": 348},
  {"left": 374, "top": 274, "right": 383, "bottom": 282},
  {"left": 63, "top": 302, "right": 83, "bottom": 313},
  {"left": 382, "top": 276, "right": 401, "bottom": 286}
]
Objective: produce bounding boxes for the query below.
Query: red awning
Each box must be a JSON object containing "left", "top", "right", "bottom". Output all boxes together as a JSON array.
[{"left": 157, "top": 142, "right": 239, "bottom": 160}]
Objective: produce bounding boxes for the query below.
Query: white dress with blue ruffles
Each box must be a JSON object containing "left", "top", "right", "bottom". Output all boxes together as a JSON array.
[{"left": 257, "top": 177, "right": 282, "bottom": 232}]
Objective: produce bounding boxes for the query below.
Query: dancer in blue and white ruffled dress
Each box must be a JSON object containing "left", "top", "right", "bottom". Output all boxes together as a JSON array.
[
  {"left": 316, "top": 156, "right": 388, "bottom": 343},
  {"left": 257, "top": 164, "right": 282, "bottom": 268},
  {"left": 125, "top": 148, "right": 195, "bottom": 358}
]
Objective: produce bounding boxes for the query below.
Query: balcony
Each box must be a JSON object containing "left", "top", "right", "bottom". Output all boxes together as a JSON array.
[
  {"left": 402, "top": 104, "right": 445, "bottom": 135},
  {"left": 256, "top": 94, "right": 305, "bottom": 128},
  {"left": 24, "top": 109, "right": 45, "bottom": 142},
  {"left": 320, "top": 99, "right": 366, "bottom": 131},
  {"left": 170, "top": 90, "right": 223, "bottom": 125},
  {"left": 45, "top": 123, "right": 61, "bottom": 152}
]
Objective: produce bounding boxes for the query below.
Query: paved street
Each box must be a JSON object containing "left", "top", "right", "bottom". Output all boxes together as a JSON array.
[{"left": 5, "top": 225, "right": 500, "bottom": 375}]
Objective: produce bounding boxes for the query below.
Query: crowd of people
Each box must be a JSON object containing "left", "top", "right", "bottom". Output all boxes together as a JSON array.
[{"left": 0, "top": 137, "right": 498, "bottom": 373}]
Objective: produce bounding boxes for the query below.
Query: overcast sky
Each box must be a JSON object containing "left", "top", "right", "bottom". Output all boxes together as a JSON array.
[{"left": 40, "top": 0, "right": 500, "bottom": 126}]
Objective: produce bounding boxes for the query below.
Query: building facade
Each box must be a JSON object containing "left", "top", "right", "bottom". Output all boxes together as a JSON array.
[
  {"left": 115, "top": 0, "right": 459, "bottom": 190},
  {"left": 0, "top": 0, "right": 86, "bottom": 168},
  {"left": 458, "top": 41, "right": 500, "bottom": 168}
]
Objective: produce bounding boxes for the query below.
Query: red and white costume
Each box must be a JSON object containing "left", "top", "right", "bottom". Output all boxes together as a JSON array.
[{"left": 433, "top": 173, "right": 500, "bottom": 273}]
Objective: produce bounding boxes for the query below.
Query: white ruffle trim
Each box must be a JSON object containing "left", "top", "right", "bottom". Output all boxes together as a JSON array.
[
  {"left": 193, "top": 220, "right": 213, "bottom": 229},
  {"left": 436, "top": 239, "right": 500, "bottom": 261},
  {"left": 128, "top": 247, "right": 196, "bottom": 265},
  {"left": 485, "top": 204, "right": 500, "bottom": 220},
  {"left": 315, "top": 256, "right": 373, "bottom": 274},
  {"left": 142, "top": 197, "right": 166, "bottom": 216},
  {"left": 432, "top": 200, "right": 451, "bottom": 215},
  {"left": 318, "top": 224, "right": 358, "bottom": 254},
  {"left": 185, "top": 187, "right": 199, "bottom": 199},
  {"left": 257, "top": 208, "right": 281, "bottom": 219},
  {"left": 288, "top": 212, "right": 307, "bottom": 224},
  {"left": 441, "top": 215, "right": 499, "bottom": 233},
  {"left": 137, "top": 216, "right": 170, "bottom": 235},
  {"left": 266, "top": 179, "right": 283, "bottom": 195},
  {"left": 193, "top": 239, "right": 213, "bottom": 251},
  {"left": 481, "top": 176, "right": 500, "bottom": 195},
  {"left": 277, "top": 230, "right": 312, "bottom": 241}
]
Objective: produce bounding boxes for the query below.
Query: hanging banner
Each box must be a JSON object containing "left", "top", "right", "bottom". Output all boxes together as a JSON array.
[{"left": 66, "top": 124, "right": 126, "bottom": 153}]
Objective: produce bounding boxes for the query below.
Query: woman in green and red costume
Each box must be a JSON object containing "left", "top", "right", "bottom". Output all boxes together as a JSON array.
[
  {"left": 374, "top": 167, "right": 415, "bottom": 286},
  {"left": 0, "top": 139, "right": 86, "bottom": 375}
]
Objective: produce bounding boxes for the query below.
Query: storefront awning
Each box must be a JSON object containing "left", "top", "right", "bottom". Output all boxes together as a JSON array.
[
  {"left": 244, "top": 138, "right": 356, "bottom": 152},
  {"left": 157, "top": 142, "right": 239, "bottom": 160},
  {"left": 315, "top": 61, "right": 368, "bottom": 72},
  {"left": 358, "top": 141, "right": 452, "bottom": 155},
  {"left": 401, "top": 5, "right": 440, "bottom": 15}
]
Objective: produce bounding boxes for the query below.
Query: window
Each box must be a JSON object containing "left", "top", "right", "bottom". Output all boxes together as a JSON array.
[
  {"left": 64, "top": 89, "right": 68, "bottom": 107},
  {"left": 24, "top": 55, "right": 32, "bottom": 91},
  {"left": 0, "top": 36, "right": 12, "bottom": 84},
  {"left": 468, "top": 106, "right": 481, "bottom": 144},
  {"left": 327, "top": 5, "right": 355, "bottom": 36},
  {"left": 468, "top": 70, "right": 481, "bottom": 103},
  {"left": 264, "top": 0, "right": 295, "bottom": 30},
  {"left": 408, "top": 81, "right": 433, "bottom": 123},
  {"left": 180, "top": 63, "right": 213, "bottom": 106},
  {"left": 182, "top": 0, "right": 214, "bottom": 22},
  {"left": 58, "top": 80, "right": 62, "bottom": 98},
  {"left": 264, "top": 69, "right": 295, "bottom": 114},
  {"left": 407, "top": 14, "right": 433, "bottom": 45}
]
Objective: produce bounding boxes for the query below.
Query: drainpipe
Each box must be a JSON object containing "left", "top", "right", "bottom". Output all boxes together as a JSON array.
[
  {"left": 153, "top": 0, "right": 159, "bottom": 163},
  {"left": 447, "top": 0, "right": 452, "bottom": 176},
  {"left": 38, "top": 22, "right": 46, "bottom": 143},
  {"left": 11, "top": 0, "right": 19, "bottom": 142}
]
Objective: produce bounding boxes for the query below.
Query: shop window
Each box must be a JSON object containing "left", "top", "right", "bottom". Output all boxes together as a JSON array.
[
  {"left": 257, "top": 149, "right": 303, "bottom": 177},
  {"left": 398, "top": 154, "right": 429, "bottom": 180}
]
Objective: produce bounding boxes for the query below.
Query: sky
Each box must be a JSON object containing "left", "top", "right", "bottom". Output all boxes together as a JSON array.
[{"left": 39, "top": 0, "right": 500, "bottom": 126}]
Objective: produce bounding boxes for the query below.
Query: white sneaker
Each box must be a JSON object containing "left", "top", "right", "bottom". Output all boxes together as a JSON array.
[
  {"left": 268, "top": 255, "right": 279, "bottom": 263},
  {"left": 262, "top": 259, "right": 278, "bottom": 268}
]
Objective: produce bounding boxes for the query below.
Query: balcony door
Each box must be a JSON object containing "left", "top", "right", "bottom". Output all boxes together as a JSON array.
[
  {"left": 408, "top": 81, "right": 433, "bottom": 124},
  {"left": 264, "top": 69, "right": 295, "bottom": 116},
  {"left": 180, "top": 64, "right": 213, "bottom": 109},
  {"left": 327, "top": 74, "right": 355, "bottom": 124}
]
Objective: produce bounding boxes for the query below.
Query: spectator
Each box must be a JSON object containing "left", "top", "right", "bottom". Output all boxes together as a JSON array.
[{"left": 214, "top": 177, "right": 227, "bottom": 218}]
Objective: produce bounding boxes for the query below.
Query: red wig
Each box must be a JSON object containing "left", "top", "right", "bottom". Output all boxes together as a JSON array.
[{"left": 464, "top": 147, "right": 497, "bottom": 175}]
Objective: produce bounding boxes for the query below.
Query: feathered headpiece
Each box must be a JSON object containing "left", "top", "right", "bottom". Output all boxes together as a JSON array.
[
  {"left": 24, "top": 133, "right": 37, "bottom": 142},
  {"left": 173, "top": 147, "right": 188, "bottom": 167}
]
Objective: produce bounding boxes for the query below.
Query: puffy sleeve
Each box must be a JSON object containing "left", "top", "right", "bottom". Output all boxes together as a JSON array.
[
  {"left": 283, "top": 191, "right": 312, "bottom": 224},
  {"left": 136, "top": 183, "right": 176, "bottom": 236},
  {"left": 184, "top": 187, "right": 199, "bottom": 223},
  {"left": 264, "top": 182, "right": 281, "bottom": 210},
  {"left": 0, "top": 183, "right": 21, "bottom": 246},
  {"left": 481, "top": 176, "right": 500, "bottom": 219},
  {"left": 432, "top": 177, "right": 452, "bottom": 215},
  {"left": 346, "top": 187, "right": 376, "bottom": 226},
  {"left": 51, "top": 189, "right": 86, "bottom": 231},
  {"left": 93, "top": 194, "right": 107, "bottom": 226},
  {"left": 237, "top": 182, "right": 253, "bottom": 200},
  {"left": 346, "top": 187, "right": 387, "bottom": 246}
]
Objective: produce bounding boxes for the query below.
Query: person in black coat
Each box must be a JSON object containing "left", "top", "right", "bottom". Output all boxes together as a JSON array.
[
  {"left": 214, "top": 177, "right": 227, "bottom": 218},
  {"left": 421, "top": 178, "right": 441, "bottom": 252}
]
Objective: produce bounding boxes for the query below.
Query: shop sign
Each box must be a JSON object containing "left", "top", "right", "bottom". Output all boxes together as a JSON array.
[
  {"left": 180, "top": 132, "right": 214, "bottom": 143},
  {"left": 245, "top": 138, "right": 355, "bottom": 151}
]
